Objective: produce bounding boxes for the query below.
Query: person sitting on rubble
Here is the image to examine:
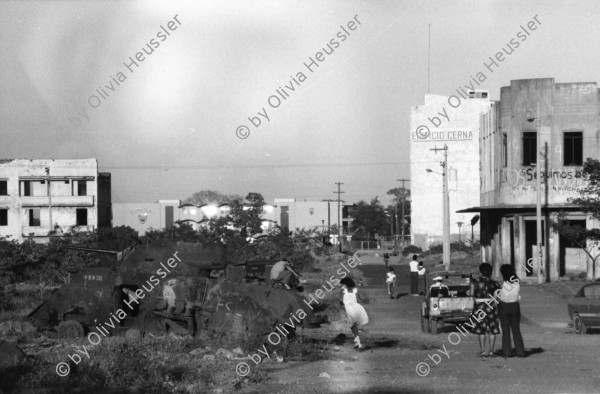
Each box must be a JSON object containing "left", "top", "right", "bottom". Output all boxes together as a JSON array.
[
  {"left": 429, "top": 276, "right": 450, "bottom": 297},
  {"left": 270, "top": 259, "right": 301, "bottom": 289}
]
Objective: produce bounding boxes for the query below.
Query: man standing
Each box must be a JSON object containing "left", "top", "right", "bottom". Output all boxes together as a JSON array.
[
  {"left": 409, "top": 254, "right": 419, "bottom": 296},
  {"left": 270, "top": 259, "right": 300, "bottom": 289}
]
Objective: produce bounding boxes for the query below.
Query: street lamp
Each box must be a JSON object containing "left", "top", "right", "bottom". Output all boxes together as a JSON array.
[
  {"left": 384, "top": 211, "right": 393, "bottom": 237},
  {"left": 527, "top": 103, "right": 545, "bottom": 284}
]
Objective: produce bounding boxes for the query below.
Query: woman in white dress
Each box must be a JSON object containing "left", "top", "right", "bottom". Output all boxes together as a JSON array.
[{"left": 340, "top": 277, "right": 369, "bottom": 349}]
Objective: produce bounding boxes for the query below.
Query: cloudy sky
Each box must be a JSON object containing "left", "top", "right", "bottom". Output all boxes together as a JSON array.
[{"left": 1, "top": 0, "right": 599, "bottom": 204}]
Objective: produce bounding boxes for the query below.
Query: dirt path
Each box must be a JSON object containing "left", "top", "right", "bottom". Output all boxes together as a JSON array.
[{"left": 240, "top": 261, "right": 600, "bottom": 393}]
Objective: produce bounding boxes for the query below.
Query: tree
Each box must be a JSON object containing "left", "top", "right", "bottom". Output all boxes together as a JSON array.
[
  {"left": 183, "top": 190, "right": 243, "bottom": 205},
  {"left": 387, "top": 187, "right": 411, "bottom": 238},
  {"left": 350, "top": 197, "right": 389, "bottom": 239},
  {"left": 551, "top": 158, "right": 600, "bottom": 280},
  {"left": 195, "top": 192, "right": 267, "bottom": 263}
]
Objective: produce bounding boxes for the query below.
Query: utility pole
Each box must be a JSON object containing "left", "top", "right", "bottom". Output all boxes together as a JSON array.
[
  {"left": 528, "top": 102, "right": 545, "bottom": 284},
  {"left": 430, "top": 145, "right": 450, "bottom": 271},
  {"left": 333, "top": 183, "right": 345, "bottom": 252},
  {"left": 535, "top": 102, "right": 544, "bottom": 284},
  {"left": 322, "top": 199, "right": 335, "bottom": 235},
  {"left": 45, "top": 167, "right": 52, "bottom": 233},
  {"left": 397, "top": 178, "right": 410, "bottom": 247}
]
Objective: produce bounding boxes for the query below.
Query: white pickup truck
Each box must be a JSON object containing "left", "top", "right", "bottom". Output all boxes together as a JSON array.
[{"left": 420, "top": 272, "right": 474, "bottom": 334}]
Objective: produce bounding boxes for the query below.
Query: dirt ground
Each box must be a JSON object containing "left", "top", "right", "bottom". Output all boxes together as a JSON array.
[{"left": 239, "top": 256, "right": 600, "bottom": 394}]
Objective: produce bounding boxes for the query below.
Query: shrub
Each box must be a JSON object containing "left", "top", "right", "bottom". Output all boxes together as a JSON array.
[{"left": 402, "top": 245, "right": 423, "bottom": 256}]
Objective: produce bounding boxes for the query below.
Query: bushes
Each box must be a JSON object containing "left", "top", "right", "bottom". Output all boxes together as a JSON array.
[
  {"left": 401, "top": 245, "right": 423, "bottom": 256},
  {"left": 428, "top": 242, "right": 470, "bottom": 255}
]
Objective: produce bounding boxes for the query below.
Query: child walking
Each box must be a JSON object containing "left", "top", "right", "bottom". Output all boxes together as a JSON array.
[
  {"left": 386, "top": 267, "right": 397, "bottom": 299},
  {"left": 340, "top": 277, "right": 369, "bottom": 350}
]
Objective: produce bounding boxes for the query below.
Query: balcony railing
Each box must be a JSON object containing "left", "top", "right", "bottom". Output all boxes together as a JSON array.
[
  {"left": 20, "top": 195, "right": 95, "bottom": 207},
  {"left": 22, "top": 225, "right": 95, "bottom": 237}
]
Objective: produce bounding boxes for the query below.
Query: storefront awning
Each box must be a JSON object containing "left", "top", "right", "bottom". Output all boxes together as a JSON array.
[{"left": 457, "top": 204, "right": 581, "bottom": 213}]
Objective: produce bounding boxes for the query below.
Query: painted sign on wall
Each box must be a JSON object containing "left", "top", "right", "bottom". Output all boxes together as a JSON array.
[
  {"left": 500, "top": 167, "right": 586, "bottom": 187},
  {"left": 412, "top": 128, "right": 473, "bottom": 142}
]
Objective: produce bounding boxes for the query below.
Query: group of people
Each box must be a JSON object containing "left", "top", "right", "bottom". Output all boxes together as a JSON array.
[
  {"left": 271, "top": 255, "right": 524, "bottom": 358},
  {"left": 468, "top": 263, "right": 525, "bottom": 358},
  {"left": 386, "top": 254, "right": 428, "bottom": 298}
]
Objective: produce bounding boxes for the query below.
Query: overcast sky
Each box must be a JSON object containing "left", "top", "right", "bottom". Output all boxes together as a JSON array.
[{"left": 2, "top": 0, "right": 599, "bottom": 204}]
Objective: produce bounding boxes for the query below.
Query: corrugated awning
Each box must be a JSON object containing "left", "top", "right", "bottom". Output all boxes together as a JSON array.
[{"left": 457, "top": 204, "right": 581, "bottom": 213}]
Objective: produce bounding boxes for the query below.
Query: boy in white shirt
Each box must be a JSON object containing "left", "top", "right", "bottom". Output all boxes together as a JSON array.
[{"left": 386, "top": 267, "right": 397, "bottom": 299}]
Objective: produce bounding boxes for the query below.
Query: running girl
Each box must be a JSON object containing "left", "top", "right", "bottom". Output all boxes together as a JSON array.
[{"left": 340, "top": 277, "right": 369, "bottom": 350}]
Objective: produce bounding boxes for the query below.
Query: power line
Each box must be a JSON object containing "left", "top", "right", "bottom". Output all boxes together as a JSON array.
[{"left": 100, "top": 161, "right": 412, "bottom": 170}]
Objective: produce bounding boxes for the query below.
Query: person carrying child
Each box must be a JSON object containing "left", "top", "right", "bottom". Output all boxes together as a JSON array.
[
  {"left": 417, "top": 262, "right": 427, "bottom": 295},
  {"left": 340, "top": 277, "right": 369, "bottom": 350}
]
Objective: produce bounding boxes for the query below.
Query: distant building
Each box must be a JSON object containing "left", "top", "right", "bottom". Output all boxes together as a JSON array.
[
  {"left": 461, "top": 78, "right": 600, "bottom": 282},
  {"left": 112, "top": 200, "right": 182, "bottom": 235},
  {"left": 409, "top": 93, "right": 493, "bottom": 250},
  {"left": 113, "top": 200, "right": 278, "bottom": 235},
  {"left": 260, "top": 199, "right": 334, "bottom": 234},
  {"left": 113, "top": 197, "right": 354, "bottom": 242},
  {"left": 0, "top": 159, "right": 111, "bottom": 243}
]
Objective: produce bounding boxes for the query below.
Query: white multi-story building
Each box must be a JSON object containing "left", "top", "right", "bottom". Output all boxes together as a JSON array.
[
  {"left": 409, "top": 92, "right": 494, "bottom": 249},
  {"left": 0, "top": 159, "right": 111, "bottom": 242}
]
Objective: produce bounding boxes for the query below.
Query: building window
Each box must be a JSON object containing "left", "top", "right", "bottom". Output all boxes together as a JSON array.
[
  {"left": 76, "top": 209, "right": 88, "bottom": 226},
  {"left": 564, "top": 132, "right": 583, "bottom": 166},
  {"left": 77, "top": 181, "right": 87, "bottom": 196},
  {"left": 22, "top": 181, "right": 31, "bottom": 196},
  {"left": 0, "top": 180, "right": 7, "bottom": 196},
  {"left": 522, "top": 132, "right": 537, "bottom": 166},
  {"left": 0, "top": 209, "right": 7, "bottom": 226},
  {"left": 29, "top": 209, "right": 40, "bottom": 226},
  {"left": 502, "top": 133, "right": 508, "bottom": 167}
]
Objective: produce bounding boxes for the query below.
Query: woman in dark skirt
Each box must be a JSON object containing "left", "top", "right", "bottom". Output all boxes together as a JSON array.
[{"left": 468, "top": 263, "right": 501, "bottom": 358}]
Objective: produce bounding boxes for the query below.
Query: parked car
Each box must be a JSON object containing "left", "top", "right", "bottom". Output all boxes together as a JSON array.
[{"left": 567, "top": 282, "right": 600, "bottom": 334}]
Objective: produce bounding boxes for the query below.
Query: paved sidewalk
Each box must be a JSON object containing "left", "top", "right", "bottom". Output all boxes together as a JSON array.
[{"left": 519, "top": 284, "right": 572, "bottom": 328}]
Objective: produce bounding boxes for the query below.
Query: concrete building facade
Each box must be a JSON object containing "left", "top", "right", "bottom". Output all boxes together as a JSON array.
[
  {"left": 113, "top": 201, "right": 278, "bottom": 235},
  {"left": 464, "top": 78, "right": 600, "bottom": 282},
  {"left": 410, "top": 93, "right": 493, "bottom": 250},
  {"left": 0, "top": 158, "right": 111, "bottom": 242}
]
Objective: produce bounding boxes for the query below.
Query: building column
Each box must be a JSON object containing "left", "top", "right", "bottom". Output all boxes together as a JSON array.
[
  {"left": 548, "top": 212, "right": 560, "bottom": 282},
  {"left": 514, "top": 215, "right": 526, "bottom": 279},
  {"left": 501, "top": 216, "right": 511, "bottom": 270}
]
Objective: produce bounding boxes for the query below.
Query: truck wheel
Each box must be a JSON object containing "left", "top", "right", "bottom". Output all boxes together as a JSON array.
[
  {"left": 421, "top": 316, "right": 430, "bottom": 333},
  {"left": 573, "top": 313, "right": 587, "bottom": 334},
  {"left": 429, "top": 318, "right": 438, "bottom": 335}
]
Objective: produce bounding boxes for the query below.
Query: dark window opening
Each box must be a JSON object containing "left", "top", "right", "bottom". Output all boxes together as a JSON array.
[
  {"left": 29, "top": 209, "right": 40, "bottom": 226},
  {"left": 522, "top": 132, "right": 537, "bottom": 166},
  {"left": 77, "top": 181, "right": 87, "bottom": 196},
  {"left": 76, "top": 209, "right": 87, "bottom": 226},
  {"left": 0, "top": 181, "right": 7, "bottom": 195},
  {"left": 0, "top": 209, "right": 7, "bottom": 226},
  {"left": 564, "top": 132, "right": 583, "bottom": 166},
  {"left": 22, "top": 181, "right": 31, "bottom": 196}
]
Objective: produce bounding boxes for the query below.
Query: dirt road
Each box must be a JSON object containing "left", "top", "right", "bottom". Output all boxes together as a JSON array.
[{"left": 242, "top": 262, "right": 600, "bottom": 393}]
